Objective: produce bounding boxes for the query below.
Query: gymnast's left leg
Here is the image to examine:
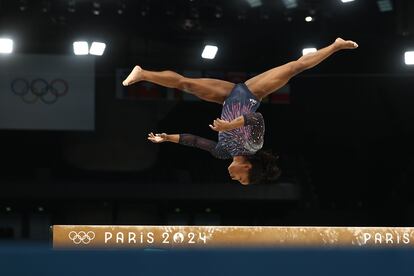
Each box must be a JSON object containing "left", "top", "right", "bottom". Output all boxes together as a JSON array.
[
  {"left": 122, "top": 66, "right": 235, "bottom": 104},
  {"left": 245, "top": 37, "right": 358, "bottom": 100}
]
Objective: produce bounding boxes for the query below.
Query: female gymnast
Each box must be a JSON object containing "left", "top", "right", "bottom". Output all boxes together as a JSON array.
[{"left": 123, "top": 38, "right": 358, "bottom": 185}]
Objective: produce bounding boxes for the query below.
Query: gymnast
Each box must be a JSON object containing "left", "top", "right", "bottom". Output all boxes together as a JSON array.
[{"left": 122, "top": 38, "right": 358, "bottom": 185}]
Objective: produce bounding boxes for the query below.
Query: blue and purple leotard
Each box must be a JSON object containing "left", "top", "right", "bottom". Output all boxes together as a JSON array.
[{"left": 179, "top": 83, "right": 264, "bottom": 159}]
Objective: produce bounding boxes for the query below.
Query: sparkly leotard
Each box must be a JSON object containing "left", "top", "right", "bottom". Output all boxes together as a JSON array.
[{"left": 179, "top": 83, "right": 265, "bottom": 159}]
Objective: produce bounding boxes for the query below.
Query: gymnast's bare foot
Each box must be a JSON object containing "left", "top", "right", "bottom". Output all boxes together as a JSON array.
[
  {"left": 122, "top": 65, "right": 143, "bottom": 86},
  {"left": 334, "top": 37, "right": 358, "bottom": 50}
]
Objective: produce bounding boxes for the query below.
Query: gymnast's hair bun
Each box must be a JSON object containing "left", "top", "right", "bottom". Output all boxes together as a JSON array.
[
  {"left": 261, "top": 151, "right": 281, "bottom": 181},
  {"left": 247, "top": 149, "right": 282, "bottom": 184}
]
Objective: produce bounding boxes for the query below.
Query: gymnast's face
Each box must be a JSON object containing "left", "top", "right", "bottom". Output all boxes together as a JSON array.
[{"left": 228, "top": 159, "right": 252, "bottom": 185}]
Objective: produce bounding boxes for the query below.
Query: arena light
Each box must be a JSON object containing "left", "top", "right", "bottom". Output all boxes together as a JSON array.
[
  {"left": 89, "top": 42, "right": 106, "bottom": 56},
  {"left": 73, "top": 41, "right": 89, "bottom": 55},
  {"left": 246, "top": 0, "right": 262, "bottom": 8},
  {"left": 302, "top": 48, "right": 317, "bottom": 56},
  {"left": 377, "top": 0, "right": 393, "bottom": 12},
  {"left": 305, "top": 16, "right": 313, "bottom": 22},
  {"left": 67, "top": 0, "right": 76, "bottom": 13},
  {"left": 92, "top": 1, "right": 101, "bottom": 16},
  {"left": 0, "top": 38, "right": 13, "bottom": 54},
  {"left": 201, "top": 45, "right": 218, "bottom": 60},
  {"left": 282, "top": 0, "right": 298, "bottom": 9},
  {"left": 405, "top": 51, "right": 414, "bottom": 65},
  {"left": 341, "top": 0, "right": 355, "bottom": 3}
]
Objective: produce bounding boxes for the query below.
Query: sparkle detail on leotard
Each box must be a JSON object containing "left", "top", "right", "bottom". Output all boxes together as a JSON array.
[{"left": 179, "top": 83, "right": 265, "bottom": 159}]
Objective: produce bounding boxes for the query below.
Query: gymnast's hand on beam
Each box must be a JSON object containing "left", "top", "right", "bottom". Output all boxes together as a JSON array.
[
  {"left": 209, "top": 118, "right": 235, "bottom": 132},
  {"left": 148, "top": 132, "right": 168, "bottom": 143}
]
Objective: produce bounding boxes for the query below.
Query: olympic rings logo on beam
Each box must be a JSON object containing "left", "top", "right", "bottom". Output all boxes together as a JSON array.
[
  {"left": 11, "top": 78, "right": 69, "bottom": 104},
  {"left": 68, "top": 231, "right": 96, "bottom": 244}
]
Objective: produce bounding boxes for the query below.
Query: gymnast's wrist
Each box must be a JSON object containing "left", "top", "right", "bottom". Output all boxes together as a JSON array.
[
  {"left": 231, "top": 116, "right": 244, "bottom": 129},
  {"left": 166, "top": 134, "right": 180, "bottom": 143}
]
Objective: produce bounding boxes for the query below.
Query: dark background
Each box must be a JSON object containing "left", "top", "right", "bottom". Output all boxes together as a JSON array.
[{"left": 0, "top": 0, "right": 414, "bottom": 241}]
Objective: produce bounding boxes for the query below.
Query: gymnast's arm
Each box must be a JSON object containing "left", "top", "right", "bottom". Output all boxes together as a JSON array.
[
  {"left": 209, "top": 112, "right": 264, "bottom": 132},
  {"left": 147, "top": 132, "right": 229, "bottom": 159}
]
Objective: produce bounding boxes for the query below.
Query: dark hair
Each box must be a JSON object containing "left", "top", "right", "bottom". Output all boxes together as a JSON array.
[{"left": 245, "top": 149, "right": 281, "bottom": 184}]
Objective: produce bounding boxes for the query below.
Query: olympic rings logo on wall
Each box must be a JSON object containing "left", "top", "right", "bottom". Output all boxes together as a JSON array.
[
  {"left": 11, "top": 78, "right": 69, "bottom": 104},
  {"left": 68, "top": 231, "right": 95, "bottom": 244}
]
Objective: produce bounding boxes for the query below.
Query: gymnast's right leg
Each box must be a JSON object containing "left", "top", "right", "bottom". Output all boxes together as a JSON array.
[
  {"left": 244, "top": 37, "right": 358, "bottom": 100},
  {"left": 122, "top": 66, "right": 235, "bottom": 104}
]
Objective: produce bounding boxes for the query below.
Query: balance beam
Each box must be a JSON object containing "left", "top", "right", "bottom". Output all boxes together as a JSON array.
[{"left": 52, "top": 225, "right": 414, "bottom": 248}]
